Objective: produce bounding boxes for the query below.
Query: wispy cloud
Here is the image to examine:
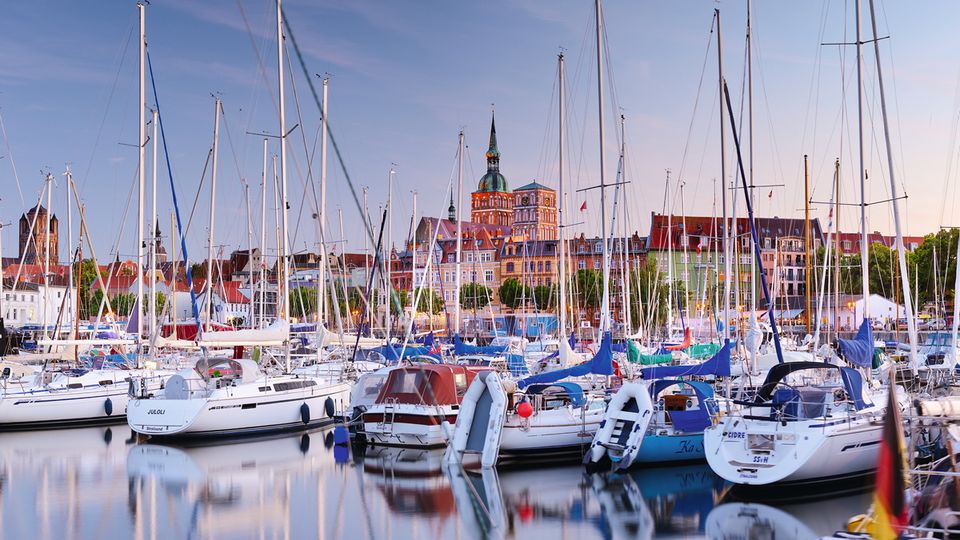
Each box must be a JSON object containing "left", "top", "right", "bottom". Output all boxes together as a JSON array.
[
  {"left": 0, "top": 39, "right": 111, "bottom": 85},
  {"left": 164, "top": 0, "right": 388, "bottom": 80}
]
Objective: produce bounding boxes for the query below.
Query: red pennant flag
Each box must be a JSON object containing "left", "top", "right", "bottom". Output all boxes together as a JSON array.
[{"left": 580, "top": 201, "right": 587, "bottom": 212}]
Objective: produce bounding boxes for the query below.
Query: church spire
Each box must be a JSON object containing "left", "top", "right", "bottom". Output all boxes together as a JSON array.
[
  {"left": 485, "top": 110, "right": 500, "bottom": 172},
  {"left": 448, "top": 192, "right": 456, "bottom": 222}
]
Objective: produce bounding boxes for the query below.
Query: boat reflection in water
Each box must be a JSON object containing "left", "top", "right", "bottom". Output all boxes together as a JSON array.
[
  {"left": 705, "top": 492, "right": 872, "bottom": 539},
  {"left": 0, "top": 424, "right": 878, "bottom": 539},
  {"left": 0, "top": 426, "right": 129, "bottom": 540}
]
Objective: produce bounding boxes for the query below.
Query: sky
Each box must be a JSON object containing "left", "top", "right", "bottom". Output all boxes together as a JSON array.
[{"left": 2, "top": 0, "right": 960, "bottom": 265}]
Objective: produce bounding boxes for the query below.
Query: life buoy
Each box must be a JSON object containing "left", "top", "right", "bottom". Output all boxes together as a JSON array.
[{"left": 300, "top": 403, "right": 311, "bottom": 425}]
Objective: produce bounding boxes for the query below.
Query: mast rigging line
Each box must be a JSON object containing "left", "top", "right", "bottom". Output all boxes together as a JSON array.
[
  {"left": 281, "top": 11, "right": 376, "bottom": 251},
  {"left": 146, "top": 51, "right": 203, "bottom": 334}
]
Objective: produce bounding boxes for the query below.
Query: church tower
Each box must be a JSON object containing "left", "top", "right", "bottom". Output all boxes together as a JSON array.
[
  {"left": 18, "top": 204, "right": 58, "bottom": 264},
  {"left": 470, "top": 112, "right": 513, "bottom": 227}
]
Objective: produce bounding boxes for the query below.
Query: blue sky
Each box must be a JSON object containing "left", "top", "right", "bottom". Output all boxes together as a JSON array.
[{"left": 1, "top": 1, "right": 960, "bottom": 264}]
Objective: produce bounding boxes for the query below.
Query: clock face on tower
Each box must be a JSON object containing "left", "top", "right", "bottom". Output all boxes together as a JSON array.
[{"left": 521, "top": 196, "right": 529, "bottom": 206}]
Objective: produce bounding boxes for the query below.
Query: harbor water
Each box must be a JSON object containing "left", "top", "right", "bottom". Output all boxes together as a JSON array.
[{"left": 0, "top": 425, "right": 872, "bottom": 539}]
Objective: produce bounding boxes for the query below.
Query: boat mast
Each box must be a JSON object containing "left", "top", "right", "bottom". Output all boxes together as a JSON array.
[
  {"left": 619, "top": 114, "right": 632, "bottom": 335},
  {"left": 149, "top": 108, "right": 158, "bottom": 356},
  {"left": 595, "top": 0, "right": 611, "bottom": 335},
  {"left": 338, "top": 207, "right": 351, "bottom": 332},
  {"left": 557, "top": 52, "right": 568, "bottom": 341},
  {"left": 205, "top": 97, "right": 221, "bottom": 329},
  {"left": 318, "top": 77, "right": 329, "bottom": 328},
  {"left": 136, "top": 2, "right": 145, "bottom": 351},
  {"left": 386, "top": 167, "right": 394, "bottom": 342},
  {"left": 666, "top": 169, "right": 673, "bottom": 336},
  {"left": 411, "top": 190, "right": 417, "bottom": 322},
  {"left": 363, "top": 187, "right": 371, "bottom": 333},
  {"left": 259, "top": 139, "right": 267, "bottom": 328},
  {"left": 42, "top": 173, "right": 52, "bottom": 341},
  {"left": 455, "top": 131, "right": 464, "bottom": 336},
  {"left": 855, "top": 0, "right": 870, "bottom": 322},
  {"left": 244, "top": 182, "right": 253, "bottom": 327},
  {"left": 804, "top": 154, "right": 811, "bottom": 335},
  {"left": 276, "top": 0, "right": 291, "bottom": 371},
  {"left": 717, "top": 8, "right": 730, "bottom": 344},
  {"left": 867, "top": 0, "right": 918, "bottom": 371},
  {"left": 747, "top": 0, "right": 757, "bottom": 319},
  {"left": 66, "top": 168, "right": 74, "bottom": 338}
]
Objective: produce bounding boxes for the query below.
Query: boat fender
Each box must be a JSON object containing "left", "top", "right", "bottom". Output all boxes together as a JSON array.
[
  {"left": 324, "top": 397, "right": 335, "bottom": 418},
  {"left": 333, "top": 425, "right": 349, "bottom": 446},
  {"left": 300, "top": 403, "right": 311, "bottom": 425},
  {"left": 103, "top": 427, "right": 113, "bottom": 445},
  {"left": 104, "top": 398, "right": 113, "bottom": 416},
  {"left": 299, "top": 433, "right": 311, "bottom": 454}
]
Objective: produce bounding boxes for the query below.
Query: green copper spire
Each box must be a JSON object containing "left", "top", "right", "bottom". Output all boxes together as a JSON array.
[
  {"left": 476, "top": 109, "right": 509, "bottom": 193},
  {"left": 448, "top": 192, "right": 456, "bottom": 222},
  {"left": 485, "top": 111, "right": 499, "bottom": 163}
]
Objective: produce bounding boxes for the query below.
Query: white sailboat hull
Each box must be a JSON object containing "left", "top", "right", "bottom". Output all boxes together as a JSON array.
[
  {"left": 0, "top": 369, "right": 168, "bottom": 430},
  {"left": 128, "top": 378, "right": 351, "bottom": 438},
  {"left": 704, "top": 412, "right": 885, "bottom": 486}
]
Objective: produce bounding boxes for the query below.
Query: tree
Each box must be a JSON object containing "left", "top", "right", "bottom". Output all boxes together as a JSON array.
[
  {"left": 573, "top": 269, "right": 603, "bottom": 308},
  {"left": 498, "top": 278, "right": 531, "bottom": 310},
  {"left": 533, "top": 284, "right": 557, "bottom": 312},
  {"left": 190, "top": 262, "right": 206, "bottom": 280},
  {"left": 289, "top": 287, "right": 318, "bottom": 319},
  {"left": 415, "top": 288, "right": 445, "bottom": 315},
  {"left": 628, "top": 258, "right": 671, "bottom": 328},
  {"left": 460, "top": 282, "right": 492, "bottom": 310},
  {"left": 907, "top": 229, "right": 958, "bottom": 308},
  {"left": 112, "top": 292, "right": 136, "bottom": 317}
]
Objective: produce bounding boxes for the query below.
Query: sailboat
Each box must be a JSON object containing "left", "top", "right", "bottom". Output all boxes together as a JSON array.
[
  {"left": 704, "top": 0, "right": 912, "bottom": 489},
  {"left": 0, "top": 51, "right": 174, "bottom": 430},
  {"left": 126, "top": 0, "right": 350, "bottom": 439},
  {"left": 446, "top": 2, "right": 621, "bottom": 467}
]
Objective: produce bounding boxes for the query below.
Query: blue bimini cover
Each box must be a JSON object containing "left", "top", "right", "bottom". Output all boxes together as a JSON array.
[
  {"left": 453, "top": 334, "right": 507, "bottom": 356},
  {"left": 504, "top": 353, "right": 529, "bottom": 376},
  {"left": 517, "top": 332, "right": 613, "bottom": 389},
  {"left": 639, "top": 340, "right": 731, "bottom": 380},
  {"left": 524, "top": 382, "right": 586, "bottom": 408},
  {"left": 837, "top": 319, "right": 875, "bottom": 368}
]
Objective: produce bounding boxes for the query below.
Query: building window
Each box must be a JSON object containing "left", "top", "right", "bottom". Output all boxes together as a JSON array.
[
  {"left": 545, "top": 261, "right": 551, "bottom": 272},
  {"left": 578, "top": 244, "right": 585, "bottom": 254},
  {"left": 506, "top": 263, "right": 515, "bottom": 273},
  {"left": 484, "top": 270, "right": 494, "bottom": 282},
  {"left": 593, "top": 260, "right": 600, "bottom": 270},
  {"left": 578, "top": 260, "right": 586, "bottom": 270},
  {"left": 594, "top": 242, "right": 602, "bottom": 254}
]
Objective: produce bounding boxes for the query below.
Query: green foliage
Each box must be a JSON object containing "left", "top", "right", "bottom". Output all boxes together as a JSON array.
[
  {"left": 907, "top": 229, "right": 959, "bottom": 307},
  {"left": 627, "top": 258, "right": 672, "bottom": 328},
  {"left": 414, "top": 288, "right": 445, "bottom": 315},
  {"left": 533, "top": 284, "right": 556, "bottom": 312},
  {"left": 573, "top": 269, "right": 603, "bottom": 308},
  {"left": 459, "top": 282, "right": 492, "bottom": 310},
  {"left": 289, "top": 287, "right": 318, "bottom": 319},
  {"left": 498, "top": 278, "right": 531, "bottom": 310}
]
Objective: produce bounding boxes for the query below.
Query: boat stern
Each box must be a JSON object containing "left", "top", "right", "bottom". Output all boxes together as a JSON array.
[{"left": 127, "top": 397, "right": 207, "bottom": 436}]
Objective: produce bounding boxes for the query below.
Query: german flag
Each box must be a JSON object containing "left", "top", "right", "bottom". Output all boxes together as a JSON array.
[{"left": 872, "top": 380, "right": 908, "bottom": 539}]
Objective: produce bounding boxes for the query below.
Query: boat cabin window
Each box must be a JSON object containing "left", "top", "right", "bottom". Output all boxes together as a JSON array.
[
  {"left": 273, "top": 380, "right": 317, "bottom": 392},
  {"left": 454, "top": 373, "right": 468, "bottom": 395}
]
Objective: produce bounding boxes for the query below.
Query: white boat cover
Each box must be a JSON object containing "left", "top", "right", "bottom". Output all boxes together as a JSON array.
[{"left": 198, "top": 319, "right": 289, "bottom": 346}]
